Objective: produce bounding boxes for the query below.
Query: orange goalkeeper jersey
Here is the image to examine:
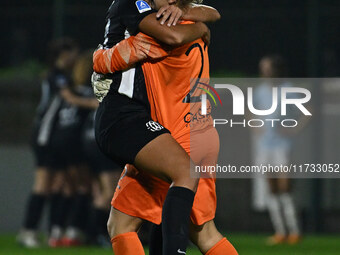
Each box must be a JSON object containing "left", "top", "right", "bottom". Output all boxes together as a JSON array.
[
  {"left": 93, "top": 32, "right": 213, "bottom": 141},
  {"left": 142, "top": 38, "right": 212, "bottom": 142}
]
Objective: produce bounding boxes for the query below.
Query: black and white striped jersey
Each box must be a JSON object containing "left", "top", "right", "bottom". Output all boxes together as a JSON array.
[
  {"left": 33, "top": 68, "right": 71, "bottom": 146},
  {"left": 98, "top": 0, "right": 156, "bottom": 106},
  {"left": 103, "top": 0, "right": 155, "bottom": 48}
]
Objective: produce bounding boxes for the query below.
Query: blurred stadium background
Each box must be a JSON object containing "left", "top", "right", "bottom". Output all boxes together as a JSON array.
[{"left": 1, "top": 0, "right": 340, "bottom": 254}]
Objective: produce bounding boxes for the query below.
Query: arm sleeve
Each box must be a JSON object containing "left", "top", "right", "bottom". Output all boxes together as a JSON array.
[{"left": 93, "top": 33, "right": 170, "bottom": 74}]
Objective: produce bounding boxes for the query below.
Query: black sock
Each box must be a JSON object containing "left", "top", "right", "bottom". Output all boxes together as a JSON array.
[
  {"left": 53, "top": 195, "right": 74, "bottom": 228},
  {"left": 67, "top": 194, "right": 90, "bottom": 230},
  {"left": 48, "top": 193, "right": 62, "bottom": 231},
  {"left": 162, "top": 187, "right": 195, "bottom": 255},
  {"left": 95, "top": 208, "right": 109, "bottom": 236},
  {"left": 149, "top": 223, "right": 163, "bottom": 255},
  {"left": 23, "top": 193, "right": 46, "bottom": 230},
  {"left": 88, "top": 207, "right": 109, "bottom": 241}
]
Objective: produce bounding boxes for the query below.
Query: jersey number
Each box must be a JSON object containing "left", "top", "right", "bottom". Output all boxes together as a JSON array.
[{"left": 182, "top": 43, "right": 206, "bottom": 103}]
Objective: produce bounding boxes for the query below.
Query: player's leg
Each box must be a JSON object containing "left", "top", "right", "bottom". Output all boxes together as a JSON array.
[
  {"left": 134, "top": 133, "right": 198, "bottom": 255},
  {"left": 107, "top": 207, "right": 145, "bottom": 255},
  {"left": 26, "top": 167, "right": 51, "bottom": 229},
  {"left": 63, "top": 164, "right": 92, "bottom": 246},
  {"left": 272, "top": 147, "right": 301, "bottom": 244},
  {"left": 135, "top": 133, "right": 198, "bottom": 190},
  {"left": 187, "top": 127, "right": 237, "bottom": 254},
  {"left": 48, "top": 169, "right": 74, "bottom": 247},
  {"left": 190, "top": 220, "right": 238, "bottom": 255},
  {"left": 149, "top": 223, "right": 163, "bottom": 255},
  {"left": 18, "top": 167, "right": 52, "bottom": 248},
  {"left": 92, "top": 170, "right": 120, "bottom": 246},
  {"left": 266, "top": 178, "right": 286, "bottom": 244},
  {"left": 277, "top": 178, "right": 301, "bottom": 244},
  {"left": 96, "top": 96, "right": 197, "bottom": 254},
  {"left": 149, "top": 221, "right": 238, "bottom": 255},
  {"left": 99, "top": 171, "right": 120, "bottom": 205}
]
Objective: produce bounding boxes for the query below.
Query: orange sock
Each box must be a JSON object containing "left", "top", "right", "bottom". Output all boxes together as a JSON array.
[
  {"left": 111, "top": 232, "right": 145, "bottom": 255},
  {"left": 206, "top": 237, "right": 238, "bottom": 255}
]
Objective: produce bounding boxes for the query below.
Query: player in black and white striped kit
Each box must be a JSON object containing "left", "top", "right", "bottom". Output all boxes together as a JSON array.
[
  {"left": 18, "top": 38, "right": 80, "bottom": 247},
  {"left": 56, "top": 51, "right": 121, "bottom": 247},
  {"left": 47, "top": 80, "right": 98, "bottom": 247},
  {"left": 93, "top": 0, "right": 211, "bottom": 254}
]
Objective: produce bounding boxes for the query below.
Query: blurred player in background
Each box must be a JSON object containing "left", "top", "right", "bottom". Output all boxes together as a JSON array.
[
  {"left": 93, "top": 1, "right": 238, "bottom": 254},
  {"left": 92, "top": 0, "right": 212, "bottom": 254},
  {"left": 17, "top": 39, "right": 100, "bottom": 248},
  {"left": 49, "top": 50, "right": 99, "bottom": 247},
  {"left": 17, "top": 38, "right": 79, "bottom": 248},
  {"left": 252, "top": 55, "right": 308, "bottom": 245},
  {"left": 46, "top": 49, "right": 100, "bottom": 247},
  {"left": 59, "top": 50, "right": 121, "bottom": 247}
]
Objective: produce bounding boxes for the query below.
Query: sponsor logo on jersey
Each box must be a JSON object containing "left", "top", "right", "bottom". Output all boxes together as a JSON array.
[
  {"left": 135, "top": 0, "right": 152, "bottom": 13},
  {"left": 146, "top": 121, "right": 164, "bottom": 132}
]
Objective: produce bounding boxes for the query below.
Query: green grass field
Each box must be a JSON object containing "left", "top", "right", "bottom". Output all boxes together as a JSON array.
[{"left": 1, "top": 234, "right": 339, "bottom": 255}]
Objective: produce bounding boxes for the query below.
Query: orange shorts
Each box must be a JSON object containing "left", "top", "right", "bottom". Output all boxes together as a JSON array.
[{"left": 112, "top": 127, "right": 219, "bottom": 226}]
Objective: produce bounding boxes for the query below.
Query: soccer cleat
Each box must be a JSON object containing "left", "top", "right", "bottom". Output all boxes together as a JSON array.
[
  {"left": 17, "top": 230, "right": 40, "bottom": 248},
  {"left": 48, "top": 237, "right": 64, "bottom": 247},
  {"left": 48, "top": 225, "right": 64, "bottom": 247},
  {"left": 60, "top": 237, "right": 83, "bottom": 247},
  {"left": 61, "top": 227, "right": 84, "bottom": 247},
  {"left": 266, "top": 234, "right": 286, "bottom": 245},
  {"left": 287, "top": 234, "right": 302, "bottom": 245}
]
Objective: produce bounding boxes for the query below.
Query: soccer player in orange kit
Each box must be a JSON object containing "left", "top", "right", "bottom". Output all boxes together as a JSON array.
[
  {"left": 93, "top": 1, "right": 238, "bottom": 255},
  {"left": 93, "top": 0, "right": 214, "bottom": 254}
]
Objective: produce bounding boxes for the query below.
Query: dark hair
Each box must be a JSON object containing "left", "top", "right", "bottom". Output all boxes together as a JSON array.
[
  {"left": 47, "top": 37, "right": 78, "bottom": 68},
  {"left": 73, "top": 50, "right": 94, "bottom": 87},
  {"left": 262, "top": 54, "right": 289, "bottom": 77}
]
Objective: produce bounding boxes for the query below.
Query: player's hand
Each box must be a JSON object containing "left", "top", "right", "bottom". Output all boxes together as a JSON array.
[
  {"left": 156, "top": 5, "right": 183, "bottom": 26},
  {"left": 91, "top": 72, "right": 112, "bottom": 103}
]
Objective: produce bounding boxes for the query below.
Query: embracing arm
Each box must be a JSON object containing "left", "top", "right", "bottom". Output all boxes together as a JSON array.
[
  {"left": 182, "top": 4, "right": 221, "bottom": 23},
  {"left": 93, "top": 6, "right": 212, "bottom": 74},
  {"left": 93, "top": 33, "right": 169, "bottom": 74},
  {"left": 139, "top": 13, "right": 209, "bottom": 47},
  {"left": 93, "top": 16, "right": 210, "bottom": 74}
]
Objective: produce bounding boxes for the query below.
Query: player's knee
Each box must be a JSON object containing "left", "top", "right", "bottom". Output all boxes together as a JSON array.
[
  {"left": 32, "top": 183, "right": 50, "bottom": 195},
  {"left": 172, "top": 175, "right": 199, "bottom": 192},
  {"left": 187, "top": 177, "right": 199, "bottom": 192},
  {"left": 107, "top": 212, "right": 123, "bottom": 238},
  {"left": 32, "top": 177, "right": 49, "bottom": 194},
  {"left": 32, "top": 169, "right": 51, "bottom": 194},
  {"left": 170, "top": 164, "right": 199, "bottom": 192},
  {"left": 107, "top": 208, "right": 142, "bottom": 238},
  {"left": 107, "top": 216, "right": 115, "bottom": 238}
]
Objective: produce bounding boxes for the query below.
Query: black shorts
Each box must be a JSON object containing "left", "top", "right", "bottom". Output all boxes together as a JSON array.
[
  {"left": 31, "top": 125, "right": 58, "bottom": 169},
  {"left": 31, "top": 142, "right": 57, "bottom": 169},
  {"left": 95, "top": 92, "right": 170, "bottom": 168},
  {"left": 31, "top": 126, "right": 83, "bottom": 170}
]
